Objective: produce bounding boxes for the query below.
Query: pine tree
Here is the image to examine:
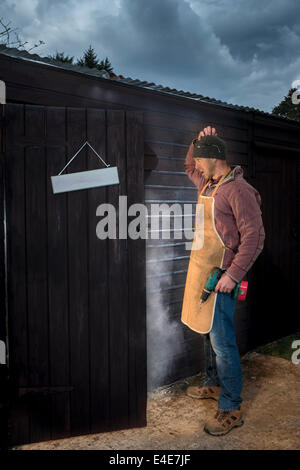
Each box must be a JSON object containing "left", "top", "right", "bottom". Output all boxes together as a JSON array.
[
  {"left": 76, "top": 46, "right": 114, "bottom": 74},
  {"left": 272, "top": 87, "right": 300, "bottom": 122},
  {"left": 77, "top": 45, "right": 99, "bottom": 68},
  {"left": 98, "top": 56, "right": 113, "bottom": 74},
  {"left": 47, "top": 51, "right": 74, "bottom": 64}
]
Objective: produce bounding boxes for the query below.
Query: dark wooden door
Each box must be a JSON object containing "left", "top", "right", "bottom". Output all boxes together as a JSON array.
[
  {"left": 0, "top": 104, "right": 146, "bottom": 446},
  {"left": 247, "top": 146, "right": 298, "bottom": 347}
]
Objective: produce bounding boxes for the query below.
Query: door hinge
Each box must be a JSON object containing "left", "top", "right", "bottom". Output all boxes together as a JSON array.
[{"left": 18, "top": 386, "right": 74, "bottom": 398}]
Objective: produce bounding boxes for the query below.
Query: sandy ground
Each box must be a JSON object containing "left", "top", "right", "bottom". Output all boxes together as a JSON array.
[{"left": 13, "top": 352, "right": 300, "bottom": 450}]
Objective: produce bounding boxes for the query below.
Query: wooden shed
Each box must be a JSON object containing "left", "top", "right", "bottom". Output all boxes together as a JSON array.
[{"left": 0, "top": 45, "right": 299, "bottom": 446}]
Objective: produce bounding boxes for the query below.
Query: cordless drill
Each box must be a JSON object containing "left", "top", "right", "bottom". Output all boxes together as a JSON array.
[{"left": 200, "top": 266, "right": 248, "bottom": 303}]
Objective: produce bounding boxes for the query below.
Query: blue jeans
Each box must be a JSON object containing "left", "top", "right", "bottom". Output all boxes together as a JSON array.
[{"left": 202, "top": 291, "right": 243, "bottom": 411}]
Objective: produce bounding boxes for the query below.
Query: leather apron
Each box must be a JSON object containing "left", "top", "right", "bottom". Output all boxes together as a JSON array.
[{"left": 181, "top": 168, "right": 233, "bottom": 334}]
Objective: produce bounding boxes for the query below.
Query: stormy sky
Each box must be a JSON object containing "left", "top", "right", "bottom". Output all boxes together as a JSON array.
[{"left": 2, "top": 0, "right": 300, "bottom": 112}]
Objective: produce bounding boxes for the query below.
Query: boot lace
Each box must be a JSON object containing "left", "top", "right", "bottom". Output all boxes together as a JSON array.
[{"left": 215, "top": 410, "right": 230, "bottom": 423}]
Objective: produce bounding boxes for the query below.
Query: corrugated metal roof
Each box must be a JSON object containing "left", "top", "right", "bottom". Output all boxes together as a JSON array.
[{"left": 0, "top": 43, "right": 298, "bottom": 124}]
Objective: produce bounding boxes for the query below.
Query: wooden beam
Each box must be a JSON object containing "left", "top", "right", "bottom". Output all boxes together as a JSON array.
[{"left": 254, "top": 140, "right": 300, "bottom": 154}]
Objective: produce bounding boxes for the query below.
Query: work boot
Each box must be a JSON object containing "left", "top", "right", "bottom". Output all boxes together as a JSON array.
[
  {"left": 186, "top": 385, "right": 220, "bottom": 401},
  {"left": 204, "top": 407, "right": 244, "bottom": 436}
]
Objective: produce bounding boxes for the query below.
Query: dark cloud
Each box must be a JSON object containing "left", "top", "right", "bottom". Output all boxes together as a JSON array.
[
  {"left": 2, "top": 0, "right": 300, "bottom": 112},
  {"left": 196, "top": 0, "right": 300, "bottom": 61}
]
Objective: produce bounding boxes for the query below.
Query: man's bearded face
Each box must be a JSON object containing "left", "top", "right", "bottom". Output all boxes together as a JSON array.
[{"left": 194, "top": 158, "right": 216, "bottom": 180}]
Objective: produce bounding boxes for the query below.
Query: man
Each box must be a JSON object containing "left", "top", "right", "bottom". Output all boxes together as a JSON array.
[{"left": 182, "top": 125, "right": 265, "bottom": 436}]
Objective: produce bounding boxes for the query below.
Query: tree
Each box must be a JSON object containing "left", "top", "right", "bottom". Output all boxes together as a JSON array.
[
  {"left": 77, "top": 45, "right": 99, "bottom": 68},
  {"left": 98, "top": 56, "right": 113, "bottom": 74},
  {"left": 0, "top": 16, "right": 44, "bottom": 51},
  {"left": 272, "top": 87, "right": 300, "bottom": 122},
  {"left": 47, "top": 51, "right": 74, "bottom": 64},
  {"left": 76, "top": 45, "right": 114, "bottom": 74}
]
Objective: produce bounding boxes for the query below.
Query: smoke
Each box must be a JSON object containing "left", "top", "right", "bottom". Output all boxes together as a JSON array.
[{"left": 146, "top": 245, "right": 186, "bottom": 392}]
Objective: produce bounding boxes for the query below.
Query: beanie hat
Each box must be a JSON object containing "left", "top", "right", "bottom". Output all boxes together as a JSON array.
[{"left": 192, "top": 135, "right": 226, "bottom": 160}]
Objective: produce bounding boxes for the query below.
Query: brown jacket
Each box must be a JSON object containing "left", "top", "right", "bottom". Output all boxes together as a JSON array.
[{"left": 184, "top": 142, "right": 265, "bottom": 283}]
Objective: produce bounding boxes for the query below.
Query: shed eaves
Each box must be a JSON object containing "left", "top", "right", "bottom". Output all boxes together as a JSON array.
[{"left": 0, "top": 44, "right": 298, "bottom": 124}]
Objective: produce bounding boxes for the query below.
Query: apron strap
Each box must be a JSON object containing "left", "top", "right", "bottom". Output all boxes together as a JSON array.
[
  {"left": 224, "top": 245, "right": 235, "bottom": 253},
  {"left": 199, "top": 180, "right": 211, "bottom": 196},
  {"left": 199, "top": 167, "right": 232, "bottom": 197},
  {"left": 211, "top": 167, "right": 232, "bottom": 197}
]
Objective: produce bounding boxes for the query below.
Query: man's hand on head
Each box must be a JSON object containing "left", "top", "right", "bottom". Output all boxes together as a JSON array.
[{"left": 197, "top": 125, "right": 218, "bottom": 140}]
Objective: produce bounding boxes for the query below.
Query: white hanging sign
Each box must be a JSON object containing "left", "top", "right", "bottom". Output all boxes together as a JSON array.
[
  {"left": 0, "top": 80, "right": 6, "bottom": 104},
  {"left": 51, "top": 141, "right": 119, "bottom": 194}
]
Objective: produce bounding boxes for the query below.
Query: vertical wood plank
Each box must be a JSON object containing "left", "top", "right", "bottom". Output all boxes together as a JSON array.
[
  {"left": 66, "top": 108, "right": 90, "bottom": 436},
  {"left": 0, "top": 106, "right": 4, "bottom": 353},
  {"left": 0, "top": 105, "right": 8, "bottom": 449},
  {"left": 24, "top": 105, "right": 51, "bottom": 442},
  {"left": 281, "top": 154, "right": 297, "bottom": 332},
  {"left": 288, "top": 156, "right": 298, "bottom": 326},
  {"left": 86, "top": 108, "right": 110, "bottom": 432},
  {"left": 296, "top": 160, "right": 300, "bottom": 315},
  {"left": 107, "top": 110, "right": 129, "bottom": 429},
  {"left": 126, "top": 111, "right": 147, "bottom": 427},
  {"left": 46, "top": 106, "right": 71, "bottom": 439},
  {"left": 5, "top": 104, "right": 30, "bottom": 445}
]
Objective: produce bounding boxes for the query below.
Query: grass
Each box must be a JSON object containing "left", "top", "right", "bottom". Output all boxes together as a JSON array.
[{"left": 254, "top": 330, "right": 300, "bottom": 361}]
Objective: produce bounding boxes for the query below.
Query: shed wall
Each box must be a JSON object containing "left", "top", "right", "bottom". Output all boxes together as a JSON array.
[{"left": 1, "top": 55, "right": 300, "bottom": 389}]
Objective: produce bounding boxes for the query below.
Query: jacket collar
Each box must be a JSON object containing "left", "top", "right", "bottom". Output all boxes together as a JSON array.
[
  {"left": 222, "top": 165, "right": 243, "bottom": 184},
  {"left": 204, "top": 165, "right": 243, "bottom": 195},
  {"left": 210, "top": 165, "right": 243, "bottom": 186}
]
